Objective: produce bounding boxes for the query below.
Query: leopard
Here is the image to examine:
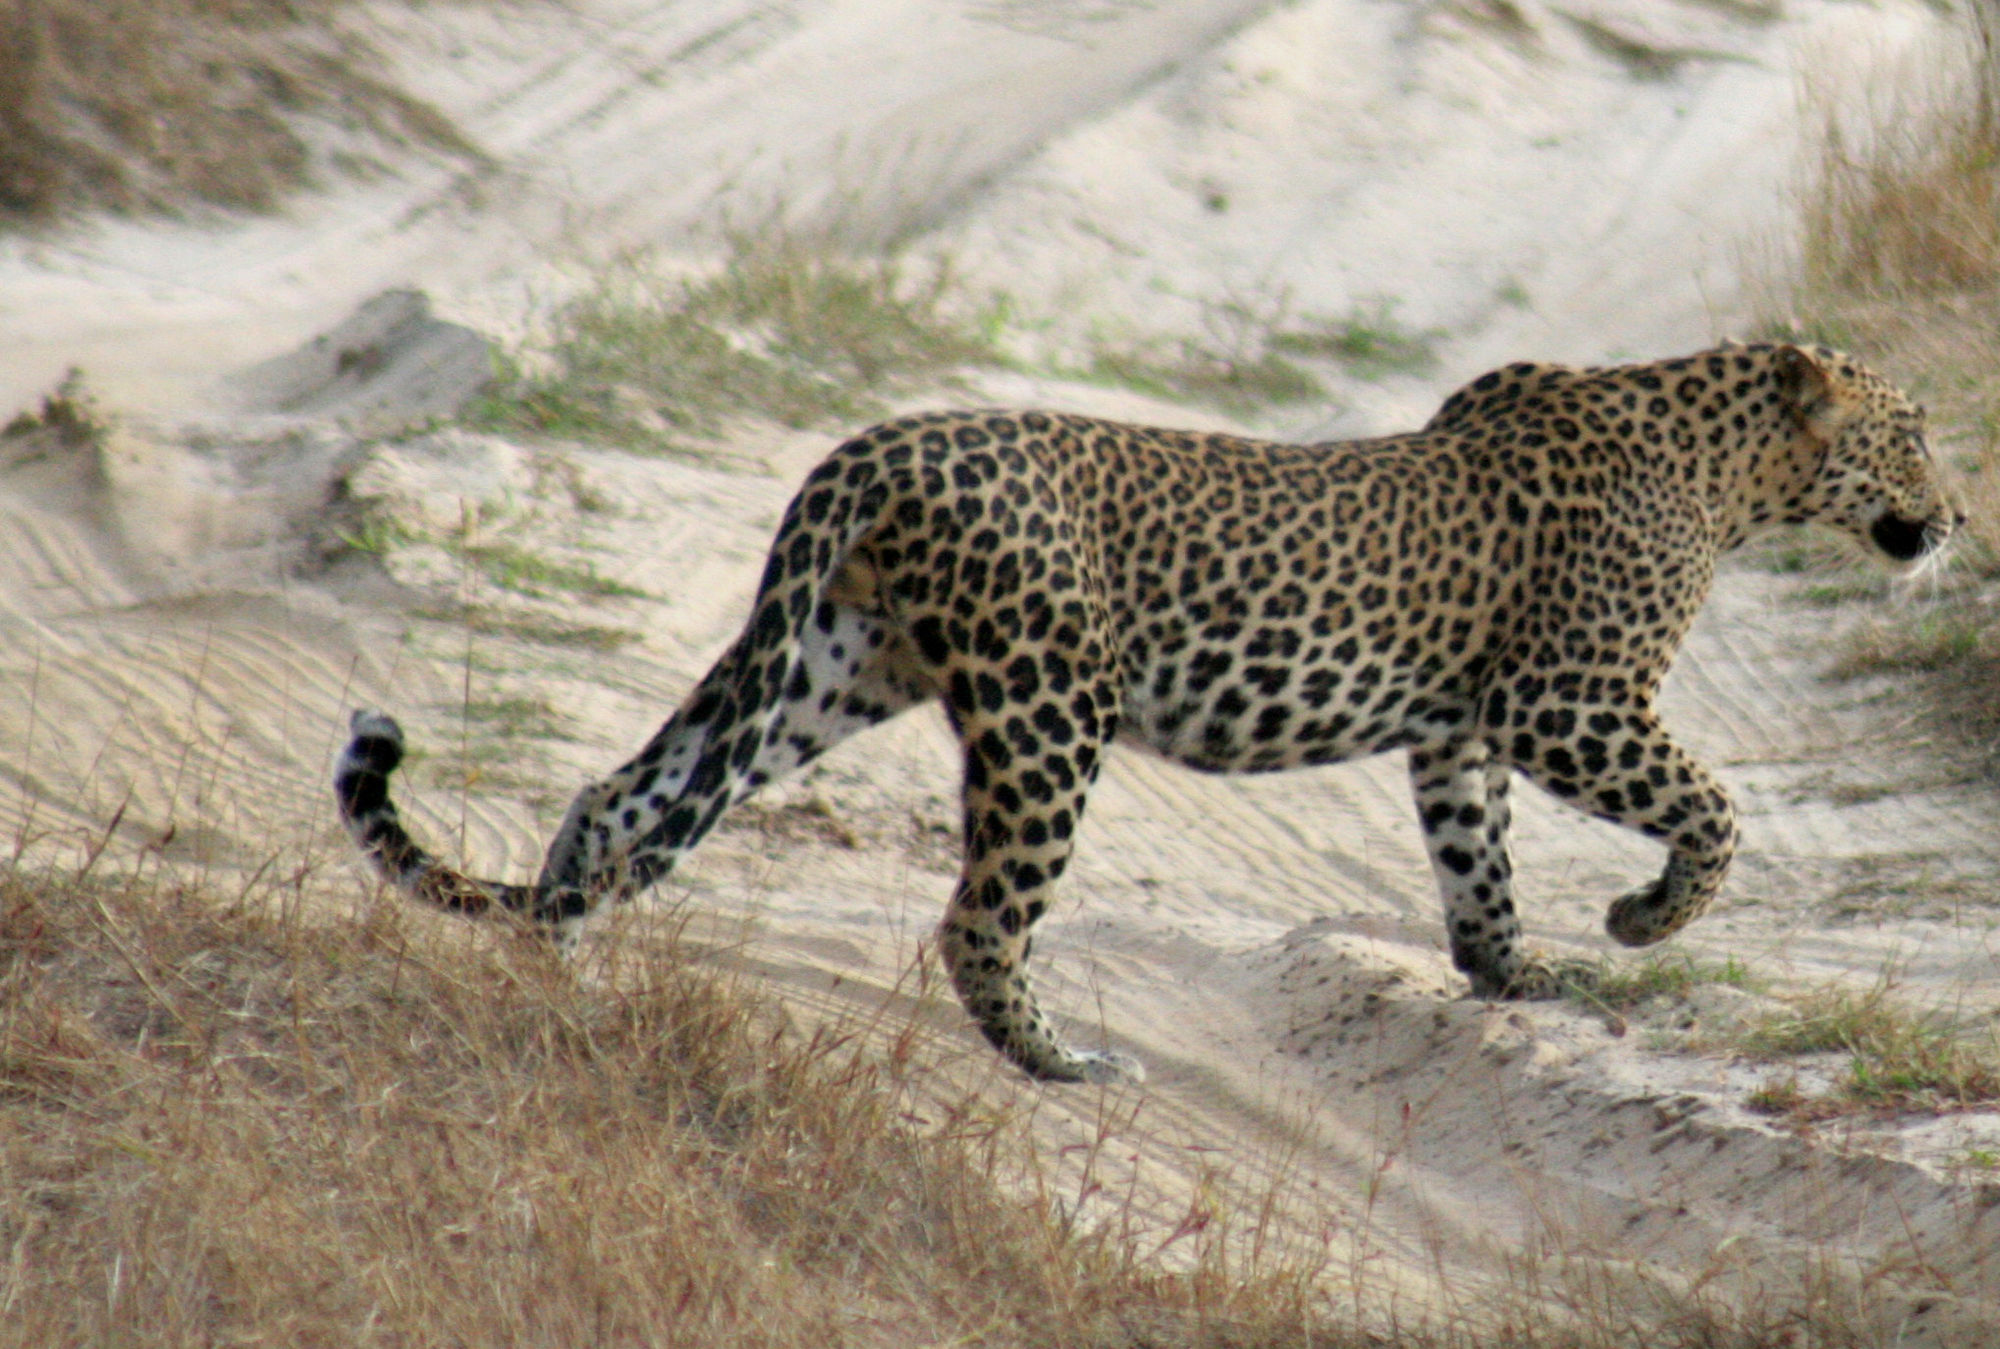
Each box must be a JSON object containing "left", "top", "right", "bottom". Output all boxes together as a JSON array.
[{"left": 336, "top": 341, "right": 1960, "bottom": 1085}]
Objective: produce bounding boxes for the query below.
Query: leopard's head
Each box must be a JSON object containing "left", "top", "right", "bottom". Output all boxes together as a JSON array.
[{"left": 1769, "top": 344, "right": 1962, "bottom": 565}]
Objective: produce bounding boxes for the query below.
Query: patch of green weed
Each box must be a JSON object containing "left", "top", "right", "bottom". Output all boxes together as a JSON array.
[
  {"left": 1084, "top": 344, "right": 1323, "bottom": 415},
  {"left": 526, "top": 448, "right": 614, "bottom": 515},
  {"left": 1269, "top": 299, "right": 1445, "bottom": 380},
  {"left": 1833, "top": 606, "right": 1988, "bottom": 678},
  {"left": 1734, "top": 982, "right": 2000, "bottom": 1119},
  {"left": 331, "top": 513, "right": 417, "bottom": 558},
  {"left": 470, "top": 237, "right": 1006, "bottom": 451},
  {"left": 1741, "top": 533, "right": 1867, "bottom": 576},
  {"left": 1079, "top": 291, "right": 1328, "bottom": 415},
  {"left": 1079, "top": 292, "right": 1449, "bottom": 415},
  {"left": 1798, "top": 576, "right": 1888, "bottom": 607},
  {"left": 1745, "top": 1075, "right": 1809, "bottom": 1117},
  {"left": 460, "top": 541, "right": 648, "bottom": 601},
  {"left": 1568, "top": 953, "right": 1759, "bottom": 1013},
  {"left": 324, "top": 488, "right": 645, "bottom": 602}
]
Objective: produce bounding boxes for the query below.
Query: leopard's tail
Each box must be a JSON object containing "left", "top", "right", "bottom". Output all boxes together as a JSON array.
[
  {"left": 335, "top": 709, "right": 546, "bottom": 918},
  {"left": 334, "top": 432, "right": 905, "bottom": 926}
]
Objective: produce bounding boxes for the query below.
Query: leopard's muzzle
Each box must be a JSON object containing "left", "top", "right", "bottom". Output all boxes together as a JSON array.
[{"left": 1870, "top": 510, "right": 1962, "bottom": 562}]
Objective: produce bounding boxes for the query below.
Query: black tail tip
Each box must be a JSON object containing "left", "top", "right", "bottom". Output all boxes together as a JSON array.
[{"left": 344, "top": 708, "right": 406, "bottom": 775}]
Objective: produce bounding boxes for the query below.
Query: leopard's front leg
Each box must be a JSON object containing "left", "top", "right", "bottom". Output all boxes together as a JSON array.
[{"left": 1515, "top": 704, "right": 1739, "bottom": 949}]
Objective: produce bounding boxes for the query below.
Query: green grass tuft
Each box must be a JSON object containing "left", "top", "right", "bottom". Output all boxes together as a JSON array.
[
  {"left": 1565, "top": 953, "right": 1759, "bottom": 1013},
  {"left": 1734, "top": 983, "right": 2000, "bottom": 1120},
  {"left": 1268, "top": 299, "right": 1445, "bottom": 380},
  {"left": 1076, "top": 293, "right": 1446, "bottom": 416},
  {"left": 469, "top": 238, "right": 1007, "bottom": 451},
  {"left": 458, "top": 541, "right": 648, "bottom": 601},
  {"left": 1083, "top": 343, "right": 1324, "bottom": 415},
  {"left": 1832, "top": 605, "right": 1991, "bottom": 679}
]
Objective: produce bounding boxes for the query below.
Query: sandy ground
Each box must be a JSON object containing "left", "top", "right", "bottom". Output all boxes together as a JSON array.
[{"left": 3, "top": 0, "right": 1998, "bottom": 1341}]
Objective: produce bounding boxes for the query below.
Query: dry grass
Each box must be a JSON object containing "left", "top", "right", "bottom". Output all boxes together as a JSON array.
[
  {"left": 1796, "top": 3, "right": 2000, "bottom": 300},
  {"left": 0, "top": 866, "right": 1916, "bottom": 1347},
  {"left": 1783, "top": 0, "right": 2000, "bottom": 537},
  {"left": 1781, "top": 0, "right": 2000, "bottom": 547},
  {"left": 0, "top": 867, "right": 1363, "bottom": 1347},
  {"left": 0, "top": 0, "right": 477, "bottom": 224},
  {"left": 1774, "top": 1, "right": 2000, "bottom": 764}
]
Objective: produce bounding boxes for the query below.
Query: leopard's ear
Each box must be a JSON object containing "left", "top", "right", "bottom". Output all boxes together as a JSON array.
[{"left": 1775, "top": 344, "right": 1854, "bottom": 442}]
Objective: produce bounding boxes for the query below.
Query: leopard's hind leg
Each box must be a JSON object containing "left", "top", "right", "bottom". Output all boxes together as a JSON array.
[
  {"left": 908, "top": 582, "right": 1141, "bottom": 1084},
  {"left": 339, "top": 599, "right": 931, "bottom": 927},
  {"left": 532, "top": 600, "right": 933, "bottom": 922}
]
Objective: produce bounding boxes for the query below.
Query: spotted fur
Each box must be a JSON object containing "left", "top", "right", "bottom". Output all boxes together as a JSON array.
[{"left": 337, "top": 343, "right": 1960, "bottom": 1083}]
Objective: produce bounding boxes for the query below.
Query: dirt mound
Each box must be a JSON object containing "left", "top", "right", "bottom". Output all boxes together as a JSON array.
[{"left": 228, "top": 288, "right": 494, "bottom": 432}]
